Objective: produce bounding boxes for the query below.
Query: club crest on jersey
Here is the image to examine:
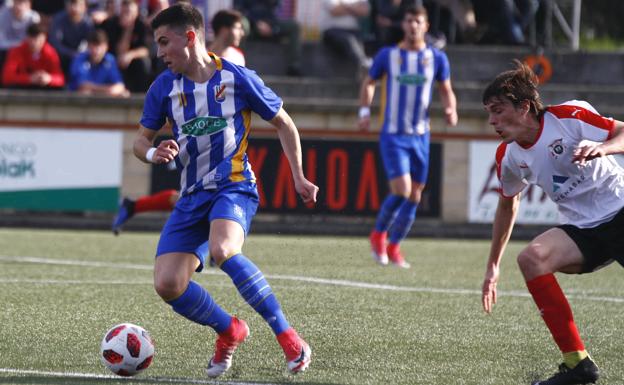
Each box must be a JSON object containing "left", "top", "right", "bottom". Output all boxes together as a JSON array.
[
  {"left": 548, "top": 138, "right": 565, "bottom": 159},
  {"left": 214, "top": 84, "right": 227, "bottom": 103}
]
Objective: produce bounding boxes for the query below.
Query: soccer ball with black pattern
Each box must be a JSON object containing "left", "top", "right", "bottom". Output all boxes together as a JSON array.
[{"left": 100, "top": 323, "right": 154, "bottom": 376}]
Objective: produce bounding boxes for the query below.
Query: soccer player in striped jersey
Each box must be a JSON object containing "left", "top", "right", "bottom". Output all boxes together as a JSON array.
[
  {"left": 481, "top": 60, "right": 624, "bottom": 385},
  {"left": 134, "top": 3, "right": 318, "bottom": 377},
  {"left": 358, "top": 5, "right": 457, "bottom": 268}
]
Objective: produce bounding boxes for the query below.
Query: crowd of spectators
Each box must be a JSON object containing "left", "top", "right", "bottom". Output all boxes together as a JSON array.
[{"left": 0, "top": 0, "right": 544, "bottom": 94}]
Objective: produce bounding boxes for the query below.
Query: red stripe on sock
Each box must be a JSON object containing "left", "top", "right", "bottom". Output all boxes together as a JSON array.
[
  {"left": 526, "top": 273, "right": 585, "bottom": 353},
  {"left": 135, "top": 189, "right": 178, "bottom": 213}
]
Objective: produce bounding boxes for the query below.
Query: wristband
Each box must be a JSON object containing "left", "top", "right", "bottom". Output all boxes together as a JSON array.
[
  {"left": 358, "top": 106, "right": 370, "bottom": 119},
  {"left": 145, "top": 147, "right": 157, "bottom": 163}
]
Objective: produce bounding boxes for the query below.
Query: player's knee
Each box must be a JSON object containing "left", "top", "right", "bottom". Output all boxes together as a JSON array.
[
  {"left": 153, "top": 275, "right": 187, "bottom": 301},
  {"left": 517, "top": 243, "right": 548, "bottom": 271},
  {"left": 208, "top": 244, "right": 233, "bottom": 265}
]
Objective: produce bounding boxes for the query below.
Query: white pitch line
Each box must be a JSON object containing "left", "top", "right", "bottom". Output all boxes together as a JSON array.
[
  {"left": 1, "top": 255, "right": 624, "bottom": 303},
  {"left": 0, "top": 368, "right": 277, "bottom": 385}
]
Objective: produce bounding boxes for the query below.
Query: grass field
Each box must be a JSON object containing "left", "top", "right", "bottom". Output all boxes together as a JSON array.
[{"left": 0, "top": 228, "right": 623, "bottom": 385}]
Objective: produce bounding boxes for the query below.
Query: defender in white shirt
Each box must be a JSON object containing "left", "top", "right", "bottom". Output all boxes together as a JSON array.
[{"left": 481, "top": 61, "right": 624, "bottom": 385}]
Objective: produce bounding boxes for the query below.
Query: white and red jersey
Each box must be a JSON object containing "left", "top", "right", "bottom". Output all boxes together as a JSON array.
[{"left": 495, "top": 100, "right": 624, "bottom": 228}]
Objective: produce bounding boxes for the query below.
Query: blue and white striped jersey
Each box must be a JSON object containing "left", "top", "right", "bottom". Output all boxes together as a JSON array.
[
  {"left": 370, "top": 45, "right": 450, "bottom": 135},
  {"left": 141, "top": 54, "right": 282, "bottom": 195}
]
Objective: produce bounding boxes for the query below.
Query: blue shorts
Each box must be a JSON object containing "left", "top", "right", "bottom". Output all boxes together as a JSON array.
[
  {"left": 379, "top": 132, "right": 430, "bottom": 183},
  {"left": 156, "top": 182, "right": 259, "bottom": 271}
]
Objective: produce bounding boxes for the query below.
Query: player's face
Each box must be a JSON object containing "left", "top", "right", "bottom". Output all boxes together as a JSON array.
[
  {"left": 228, "top": 21, "right": 245, "bottom": 47},
  {"left": 155, "top": 26, "right": 192, "bottom": 74},
  {"left": 88, "top": 41, "right": 107, "bottom": 64},
  {"left": 484, "top": 97, "right": 527, "bottom": 143},
  {"left": 402, "top": 13, "right": 428, "bottom": 44}
]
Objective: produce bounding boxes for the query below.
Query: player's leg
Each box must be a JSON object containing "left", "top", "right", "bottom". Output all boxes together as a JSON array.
[
  {"left": 155, "top": 192, "right": 247, "bottom": 378},
  {"left": 112, "top": 189, "right": 179, "bottom": 235},
  {"left": 209, "top": 186, "right": 311, "bottom": 375},
  {"left": 370, "top": 135, "right": 410, "bottom": 264},
  {"left": 386, "top": 180, "right": 423, "bottom": 269},
  {"left": 387, "top": 134, "right": 429, "bottom": 268},
  {"left": 518, "top": 228, "right": 599, "bottom": 385}
]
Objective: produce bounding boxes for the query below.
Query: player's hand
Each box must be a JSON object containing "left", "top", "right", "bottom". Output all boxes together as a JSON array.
[
  {"left": 153, "top": 139, "right": 179, "bottom": 164},
  {"left": 358, "top": 116, "right": 370, "bottom": 131},
  {"left": 445, "top": 108, "right": 458, "bottom": 127},
  {"left": 295, "top": 177, "right": 319, "bottom": 204},
  {"left": 481, "top": 265, "right": 499, "bottom": 314},
  {"left": 572, "top": 142, "right": 605, "bottom": 166}
]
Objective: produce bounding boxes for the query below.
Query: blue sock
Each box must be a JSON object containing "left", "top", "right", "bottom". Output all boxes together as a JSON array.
[
  {"left": 167, "top": 281, "right": 232, "bottom": 334},
  {"left": 221, "top": 254, "right": 290, "bottom": 335},
  {"left": 388, "top": 200, "right": 418, "bottom": 244},
  {"left": 375, "top": 194, "right": 407, "bottom": 232}
]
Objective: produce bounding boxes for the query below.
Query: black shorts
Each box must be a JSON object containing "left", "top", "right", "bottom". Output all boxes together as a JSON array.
[{"left": 558, "top": 207, "right": 624, "bottom": 273}]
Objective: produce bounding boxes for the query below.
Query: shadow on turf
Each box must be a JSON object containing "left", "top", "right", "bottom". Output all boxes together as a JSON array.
[{"left": 0, "top": 376, "right": 343, "bottom": 385}]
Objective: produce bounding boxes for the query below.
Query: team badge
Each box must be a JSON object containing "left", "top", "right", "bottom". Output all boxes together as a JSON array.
[
  {"left": 214, "top": 84, "right": 227, "bottom": 103},
  {"left": 548, "top": 138, "right": 565, "bottom": 159}
]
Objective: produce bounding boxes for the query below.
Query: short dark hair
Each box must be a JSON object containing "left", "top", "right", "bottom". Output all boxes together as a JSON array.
[
  {"left": 151, "top": 3, "right": 204, "bottom": 38},
  {"left": 404, "top": 5, "right": 428, "bottom": 20},
  {"left": 482, "top": 60, "right": 544, "bottom": 116},
  {"left": 211, "top": 9, "right": 242, "bottom": 34},
  {"left": 87, "top": 29, "right": 108, "bottom": 45},
  {"left": 26, "top": 23, "right": 44, "bottom": 37}
]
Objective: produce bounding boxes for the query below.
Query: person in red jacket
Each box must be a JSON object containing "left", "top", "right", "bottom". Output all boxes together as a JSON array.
[{"left": 2, "top": 23, "right": 65, "bottom": 89}]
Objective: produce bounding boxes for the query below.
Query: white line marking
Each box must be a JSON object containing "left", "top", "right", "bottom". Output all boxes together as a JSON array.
[
  {"left": 1, "top": 256, "right": 623, "bottom": 303},
  {"left": 0, "top": 368, "right": 276, "bottom": 385}
]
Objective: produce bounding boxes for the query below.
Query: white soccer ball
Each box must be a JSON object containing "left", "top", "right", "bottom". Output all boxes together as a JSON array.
[{"left": 100, "top": 323, "right": 155, "bottom": 377}]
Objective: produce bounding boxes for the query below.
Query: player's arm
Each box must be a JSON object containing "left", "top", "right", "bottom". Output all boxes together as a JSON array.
[
  {"left": 573, "top": 119, "right": 624, "bottom": 165},
  {"left": 133, "top": 125, "right": 179, "bottom": 164},
  {"left": 269, "top": 107, "right": 319, "bottom": 204},
  {"left": 482, "top": 193, "right": 520, "bottom": 314},
  {"left": 437, "top": 79, "right": 458, "bottom": 127},
  {"left": 358, "top": 75, "right": 376, "bottom": 131}
]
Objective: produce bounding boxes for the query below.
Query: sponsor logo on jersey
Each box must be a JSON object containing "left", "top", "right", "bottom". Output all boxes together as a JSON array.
[
  {"left": 181, "top": 116, "right": 227, "bottom": 136},
  {"left": 552, "top": 175, "right": 569, "bottom": 192},
  {"left": 214, "top": 84, "right": 227, "bottom": 103},
  {"left": 548, "top": 138, "right": 565, "bottom": 159},
  {"left": 396, "top": 73, "right": 426, "bottom": 85}
]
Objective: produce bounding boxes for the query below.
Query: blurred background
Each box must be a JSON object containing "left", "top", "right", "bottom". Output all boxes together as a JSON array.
[{"left": 0, "top": 0, "right": 622, "bottom": 239}]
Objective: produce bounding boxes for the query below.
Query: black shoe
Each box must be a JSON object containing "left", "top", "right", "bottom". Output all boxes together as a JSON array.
[
  {"left": 111, "top": 198, "right": 136, "bottom": 235},
  {"left": 532, "top": 357, "right": 599, "bottom": 385}
]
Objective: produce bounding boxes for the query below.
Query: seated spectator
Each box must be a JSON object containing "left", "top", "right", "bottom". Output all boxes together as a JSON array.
[
  {"left": 100, "top": 0, "right": 151, "bottom": 92},
  {"left": 472, "top": 0, "right": 539, "bottom": 45},
  {"left": 208, "top": 9, "right": 246, "bottom": 66},
  {"left": 140, "top": 0, "right": 169, "bottom": 23},
  {"left": 48, "top": 0, "right": 94, "bottom": 77},
  {"left": 89, "top": 0, "right": 117, "bottom": 26},
  {"left": 2, "top": 23, "right": 65, "bottom": 89},
  {"left": 31, "top": 0, "right": 65, "bottom": 31},
  {"left": 371, "top": 0, "right": 413, "bottom": 46},
  {"left": 320, "top": 0, "right": 371, "bottom": 78},
  {"left": 235, "top": 0, "right": 302, "bottom": 76},
  {"left": 0, "top": 0, "right": 41, "bottom": 66},
  {"left": 69, "top": 29, "right": 129, "bottom": 97}
]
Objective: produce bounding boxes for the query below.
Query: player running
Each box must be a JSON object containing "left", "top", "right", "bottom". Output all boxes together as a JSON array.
[
  {"left": 135, "top": 3, "right": 317, "bottom": 377},
  {"left": 481, "top": 60, "right": 624, "bottom": 385}
]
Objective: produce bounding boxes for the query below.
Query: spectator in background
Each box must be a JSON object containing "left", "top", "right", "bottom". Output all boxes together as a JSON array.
[
  {"left": 49, "top": 0, "right": 94, "bottom": 77},
  {"left": 69, "top": 29, "right": 129, "bottom": 96},
  {"left": 31, "top": 0, "right": 65, "bottom": 31},
  {"left": 2, "top": 23, "right": 65, "bottom": 89},
  {"left": 88, "top": 0, "right": 117, "bottom": 25},
  {"left": 235, "top": 0, "right": 302, "bottom": 76},
  {"left": 371, "top": 0, "right": 415, "bottom": 46},
  {"left": 208, "top": 8, "right": 246, "bottom": 66},
  {"left": 0, "top": 0, "right": 40, "bottom": 67},
  {"left": 320, "top": 0, "right": 371, "bottom": 79},
  {"left": 100, "top": 0, "right": 151, "bottom": 92},
  {"left": 139, "top": 0, "right": 169, "bottom": 23},
  {"left": 472, "top": 0, "right": 539, "bottom": 45}
]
